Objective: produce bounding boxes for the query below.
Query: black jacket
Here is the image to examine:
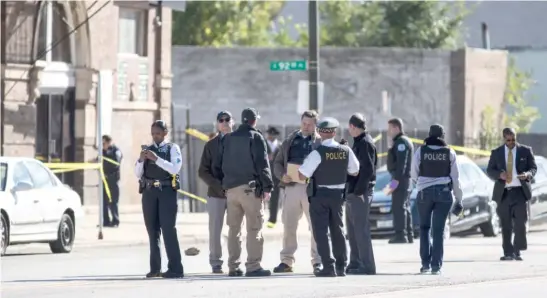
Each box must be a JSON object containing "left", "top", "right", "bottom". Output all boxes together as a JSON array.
[
  {"left": 198, "top": 133, "right": 226, "bottom": 198},
  {"left": 347, "top": 132, "right": 377, "bottom": 196},
  {"left": 486, "top": 144, "right": 537, "bottom": 203},
  {"left": 387, "top": 133, "right": 413, "bottom": 181},
  {"left": 213, "top": 124, "right": 274, "bottom": 192}
]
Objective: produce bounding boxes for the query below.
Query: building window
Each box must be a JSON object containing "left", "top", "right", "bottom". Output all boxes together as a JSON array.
[{"left": 118, "top": 8, "right": 147, "bottom": 56}]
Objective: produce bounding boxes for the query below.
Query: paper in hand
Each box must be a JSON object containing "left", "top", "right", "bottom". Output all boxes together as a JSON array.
[{"left": 383, "top": 180, "right": 399, "bottom": 195}]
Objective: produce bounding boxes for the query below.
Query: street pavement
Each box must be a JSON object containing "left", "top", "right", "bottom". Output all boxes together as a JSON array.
[{"left": 2, "top": 226, "right": 547, "bottom": 298}]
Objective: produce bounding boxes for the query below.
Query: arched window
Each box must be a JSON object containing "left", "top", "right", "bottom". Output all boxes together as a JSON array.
[{"left": 35, "top": 1, "right": 71, "bottom": 63}]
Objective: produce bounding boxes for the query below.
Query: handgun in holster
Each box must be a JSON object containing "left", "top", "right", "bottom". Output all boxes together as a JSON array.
[
  {"left": 247, "top": 180, "right": 263, "bottom": 198},
  {"left": 306, "top": 177, "right": 317, "bottom": 200},
  {"left": 138, "top": 179, "right": 146, "bottom": 194}
]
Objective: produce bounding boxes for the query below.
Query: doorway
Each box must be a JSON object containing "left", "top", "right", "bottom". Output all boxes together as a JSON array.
[{"left": 35, "top": 88, "right": 76, "bottom": 186}]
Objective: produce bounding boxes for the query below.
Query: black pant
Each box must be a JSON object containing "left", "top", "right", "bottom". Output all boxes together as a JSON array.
[
  {"left": 392, "top": 179, "right": 413, "bottom": 237},
  {"left": 142, "top": 187, "right": 183, "bottom": 273},
  {"left": 309, "top": 189, "right": 347, "bottom": 269},
  {"left": 497, "top": 187, "right": 528, "bottom": 256},
  {"left": 268, "top": 175, "right": 281, "bottom": 224},
  {"left": 103, "top": 178, "right": 120, "bottom": 226},
  {"left": 346, "top": 191, "right": 376, "bottom": 273}
]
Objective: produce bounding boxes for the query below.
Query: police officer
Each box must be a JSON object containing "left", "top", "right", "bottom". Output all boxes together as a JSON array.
[
  {"left": 134, "top": 120, "right": 184, "bottom": 279},
  {"left": 102, "top": 135, "right": 122, "bottom": 227},
  {"left": 298, "top": 117, "right": 360, "bottom": 277},
  {"left": 410, "top": 124, "right": 463, "bottom": 275},
  {"left": 386, "top": 118, "right": 414, "bottom": 244},
  {"left": 345, "top": 114, "right": 377, "bottom": 275}
]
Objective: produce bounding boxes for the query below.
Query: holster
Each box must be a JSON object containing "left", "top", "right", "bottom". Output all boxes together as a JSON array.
[
  {"left": 138, "top": 179, "right": 145, "bottom": 194},
  {"left": 306, "top": 177, "right": 317, "bottom": 198},
  {"left": 248, "top": 180, "right": 264, "bottom": 199}
]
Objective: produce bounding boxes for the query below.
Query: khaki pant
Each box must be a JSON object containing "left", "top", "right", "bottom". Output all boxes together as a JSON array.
[
  {"left": 226, "top": 184, "right": 265, "bottom": 272},
  {"left": 280, "top": 183, "right": 321, "bottom": 266}
]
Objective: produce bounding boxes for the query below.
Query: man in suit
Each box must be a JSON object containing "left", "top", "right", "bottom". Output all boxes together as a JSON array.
[{"left": 486, "top": 127, "right": 536, "bottom": 261}]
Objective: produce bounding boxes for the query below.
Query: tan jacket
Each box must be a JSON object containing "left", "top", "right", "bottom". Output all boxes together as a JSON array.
[{"left": 273, "top": 130, "right": 321, "bottom": 187}]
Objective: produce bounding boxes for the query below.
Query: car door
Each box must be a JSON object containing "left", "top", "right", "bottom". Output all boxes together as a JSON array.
[
  {"left": 450, "top": 162, "right": 483, "bottom": 233},
  {"left": 530, "top": 160, "right": 547, "bottom": 221},
  {"left": 9, "top": 161, "right": 44, "bottom": 236},
  {"left": 23, "top": 160, "right": 61, "bottom": 233}
]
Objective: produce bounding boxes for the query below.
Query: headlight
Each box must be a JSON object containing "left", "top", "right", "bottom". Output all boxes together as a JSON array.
[{"left": 379, "top": 206, "right": 391, "bottom": 213}]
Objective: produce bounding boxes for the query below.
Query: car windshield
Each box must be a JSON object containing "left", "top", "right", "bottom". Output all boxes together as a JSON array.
[
  {"left": 0, "top": 163, "right": 7, "bottom": 191},
  {"left": 374, "top": 170, "right": 391, "bottom": 192}
]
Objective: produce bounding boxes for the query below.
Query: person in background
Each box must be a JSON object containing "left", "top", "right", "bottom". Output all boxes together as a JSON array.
[
  {"left": 386, "top": 118, "right": 414, "bottom": 244},
  {"left": 272, "top": 110, "right": 322, "bottom": 274},
  {"left": 265, "top": 126, "right": 282, "bottom": 227},
  {"left": 198, "top": 111, "right": 234, "bottom": 274},
  {"left": 486, "top": 127, "right": 536, "bottom": 261},
  {"left": 134, "top": 120, "right": 184, "bottom": 279},
  {"left": 411, "top": 124, "right": 463, "bottom": 275},
  {"left": 102, "top": 135, "right": 122, "bottom": 228}
]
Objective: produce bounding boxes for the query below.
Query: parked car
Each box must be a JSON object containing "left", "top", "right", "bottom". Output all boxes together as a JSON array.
[
  {"left": 370, "top": 155, "right": 499, "bottom": 238},
  {"left": 0, "top": 157, "right": 83, "bottom": 256},
  {"left": 475, "top": 155, "right": 547, "bottom": 226}
]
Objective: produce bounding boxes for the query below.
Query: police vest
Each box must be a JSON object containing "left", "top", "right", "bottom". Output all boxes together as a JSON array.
[
  {"left": 288, "top": 134, "right": 313, "bottom": 165},
  {"left": 102, "top": 145, "right": 120, "bottom": 176},
  {"left": 143, "top": 143, "right": 172, "bottom": 181},
  {"left": 419, "top": 146, "right": 451, "bottom": 178},
  {"left": 313, "top": 145, "right": 350, "bottom": 186}
]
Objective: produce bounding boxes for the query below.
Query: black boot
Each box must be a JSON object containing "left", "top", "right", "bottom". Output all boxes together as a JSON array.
[{"left": 314, "top": 266, "right": 336, "bottom": 277}]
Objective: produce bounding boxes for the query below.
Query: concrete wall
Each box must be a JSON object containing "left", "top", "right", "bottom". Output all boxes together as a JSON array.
[{"left": 172, "top": 46, "right": 508, "bottom": 145}]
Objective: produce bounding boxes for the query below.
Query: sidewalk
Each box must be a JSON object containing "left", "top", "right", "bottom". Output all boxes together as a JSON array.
[{"left": 76, "top": 208, "right": 312, "bottom": 248}]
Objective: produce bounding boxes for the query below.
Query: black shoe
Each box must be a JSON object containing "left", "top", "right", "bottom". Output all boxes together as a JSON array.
[
  {"left": 500, "top": 255, "right": 515, "bottom": 261},
  {"left": 407, "top": 236, "right": 414, "bottom": 243},
  {"left": 431, "top": 268, "right": 441, "bottom": 275},
  {"left": 347, "top": 267, "right": 375, "bottom": 275},
  {"left": 514, "top": 252, "right": 523, "bottom": 261},
  {"left": 273, "top": 263, "right": 293, "bottom": 273},
  {"left": 313, "top": 263, "right": 322, "bottom": 274},
  {"left": 228, "top": 268, "right": 244, "bottom": 277},
  {"left": 345, "top": 263, "right": 359, "bottom": 273},
  {"left": 162, "top": 270, "right": 184, "bottom": 279},
  {"left": 420, "top": 267, "right": 431, "bottom": 274},
  {"left": 314, "top": 267, "right": 336, "bottom": 277},
  {"left": 388, "top": 236, "right": 408, "bottom": 244},
  {"left": 245, "top": 268, "right": 272, "bottom": 277},
  {"left": 336, "top": 267, "right": 346, "bottom": 277},
  {"left": 145, "top": 271, "right": 162, "bottom": 278},
  {"left": 212, "top": 265, "right": 224, "bottom": 274}
]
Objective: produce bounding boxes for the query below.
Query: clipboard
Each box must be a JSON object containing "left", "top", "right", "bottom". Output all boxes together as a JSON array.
[{"left": 287, "top": 163, "right": 306, "bottom": 184}]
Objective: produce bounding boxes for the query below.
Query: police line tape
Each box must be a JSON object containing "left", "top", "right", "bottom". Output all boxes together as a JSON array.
[{"left": 376, "top": 137, "right": 491, "bottom": 158}]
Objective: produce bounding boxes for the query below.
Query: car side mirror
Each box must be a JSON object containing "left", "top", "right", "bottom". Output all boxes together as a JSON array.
[{"left": 12, "top": 181, "right": 33, "bottom": 192}]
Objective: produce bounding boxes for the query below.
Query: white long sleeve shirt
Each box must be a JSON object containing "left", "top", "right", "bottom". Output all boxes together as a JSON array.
[{"left": 134, "top": 141, "right": 183, "bottom": 178}]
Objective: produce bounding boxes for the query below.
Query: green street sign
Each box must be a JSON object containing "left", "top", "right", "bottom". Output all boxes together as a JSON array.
[{"left": 270, "top": 60, "right": 307, "bottom": 71}]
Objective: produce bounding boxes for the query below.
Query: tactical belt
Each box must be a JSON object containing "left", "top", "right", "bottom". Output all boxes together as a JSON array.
[{"left": 143, "top": 179, "right": 172, "bottom": 189}]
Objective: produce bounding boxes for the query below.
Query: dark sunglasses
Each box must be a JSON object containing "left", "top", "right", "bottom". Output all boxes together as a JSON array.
[{"left": 218, "top": 118, "right": 231, "bottom": 123}]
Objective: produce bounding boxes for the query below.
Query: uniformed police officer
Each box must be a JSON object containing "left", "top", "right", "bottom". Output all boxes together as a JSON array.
[
  {"left": 386, "top": 118, "right": 414, "bottom": 244},
  {"left": 410, "top": 124, "right": 463, "bottom": 275},
  {"left": 134, "top": 120, "right": 184, "bottom": 279},
  {"left": 102, "top": 135, "right": 122, "bottom": 227},
  {"left": 298, "top": 117, "right": 360, "bottom": 277}
]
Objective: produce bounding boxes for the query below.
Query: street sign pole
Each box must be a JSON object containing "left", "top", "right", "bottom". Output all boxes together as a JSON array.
[{"left": 308, "top": 0, "right": 319, "bottom": 112}]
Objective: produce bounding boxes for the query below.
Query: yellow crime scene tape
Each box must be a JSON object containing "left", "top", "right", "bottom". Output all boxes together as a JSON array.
[{"left": 375, "top": 136, "right": 492, "bottom": 158}]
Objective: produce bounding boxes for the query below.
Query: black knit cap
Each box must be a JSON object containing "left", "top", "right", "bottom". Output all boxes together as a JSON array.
[
  {"left": 349, "top": 113, "right": 366, "bottom": 129},
  {"left": 266, "top": 126, "right": 280, "bottom": 136},
  {"left": 429, "top": 124, "right": 445, "bottom": 138},
  {"left": 317, "top": 117, "right": 339, "bottom": 133}
]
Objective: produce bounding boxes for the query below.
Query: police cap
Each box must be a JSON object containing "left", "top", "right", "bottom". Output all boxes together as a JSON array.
[
  {"left": 317, "top": 117, "right": 339, "bottom": 133},
  {"left": 429, "top": 124, "right": 445, "bottom": 138}
]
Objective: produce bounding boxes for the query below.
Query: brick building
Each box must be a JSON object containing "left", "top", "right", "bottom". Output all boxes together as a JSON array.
[{"left": 1, "top": 1, "right": 173, "bottom": 205}]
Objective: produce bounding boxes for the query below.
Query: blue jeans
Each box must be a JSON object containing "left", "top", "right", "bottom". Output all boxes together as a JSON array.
[{"left": 417, "top": 184, "right": 454, "bottom": 270}]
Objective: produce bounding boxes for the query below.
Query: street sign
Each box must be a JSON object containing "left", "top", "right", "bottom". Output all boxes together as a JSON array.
[
  {"left": 270, "top": 60, "right": 307, "bottom": 71},
  {"left": 297, "top": 80, "right": 324, "bottom": 114}
]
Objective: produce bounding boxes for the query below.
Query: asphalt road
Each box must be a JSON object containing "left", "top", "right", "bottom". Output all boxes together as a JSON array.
[{"left": 3, "top": 230, "right": 547, "bottom": 298}]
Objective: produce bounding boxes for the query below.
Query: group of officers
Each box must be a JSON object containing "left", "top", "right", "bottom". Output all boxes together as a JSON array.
[{"left": 133, "top": 108, "right": 536, "bottom": 279}]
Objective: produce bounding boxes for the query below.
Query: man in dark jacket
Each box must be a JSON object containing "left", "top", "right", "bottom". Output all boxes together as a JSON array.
[
  {"left": 265, "top": 127, "right": 282, "bottom": 226},
  {"left": 213, "top": 107, "right": 273, "bottom": 277},
  {"left": 345, "top": 114, "right": 377, "bottom": 275},
  {"left": 198, "top": 111, "right": 234, "bottom": 274},
  {"left": 386, "top": 118, "right": 414, "bottom": 244},
  {"left": 102, "top": 135, "right": 122, "bottom": 227}
]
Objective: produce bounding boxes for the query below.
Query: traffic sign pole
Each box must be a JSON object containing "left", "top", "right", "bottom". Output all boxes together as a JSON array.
[{"left": 308, "top": 0, "right": 319, "bottom": 113}]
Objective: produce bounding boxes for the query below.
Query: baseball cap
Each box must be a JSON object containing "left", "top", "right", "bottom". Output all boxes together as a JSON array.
[
  {"left": 429, "top": 124, "right": 445, "bottom": 138},
  {"left": 216, "top": 110, "right": 232, "bottom": 121},
  {"left": 241, "top": 108, "right": 260, "bottom": 123}
]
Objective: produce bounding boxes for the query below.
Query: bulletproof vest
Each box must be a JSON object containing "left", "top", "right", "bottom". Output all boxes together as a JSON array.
[
  {"left": 419, "top": 146, "right": 451, "bottom": 178},
  {"left": 287, "top": 134, "right": 313, "bottom": 165},
  {"left": 102, "top": 145, "right": 120, "bottom": 175},
  {"left": 313, "top": 145, "right": 350, "bottom": 186},
  {"left": 143, "top": 143, "right": 172, "bottom": 181}
]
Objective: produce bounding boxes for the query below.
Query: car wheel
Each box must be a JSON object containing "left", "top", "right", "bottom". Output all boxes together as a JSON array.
[
  {"left": 1, "top": 213, "right": 8, "bottom": 256},
  {"left": 49, "top": 214, "right": 75, "bottom": 254},
  {"left": 480, "top": 202, "right": 500, "bottom": 237}
]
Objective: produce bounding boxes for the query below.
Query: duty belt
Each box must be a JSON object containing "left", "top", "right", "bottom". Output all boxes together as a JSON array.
[{"left": 143, "top": 179, "right": 172, "bottom": 190}]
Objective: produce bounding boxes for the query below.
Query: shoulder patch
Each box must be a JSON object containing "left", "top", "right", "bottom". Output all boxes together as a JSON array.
[{"left": 397, "top": 144, "right": 406, "bottom": 152}]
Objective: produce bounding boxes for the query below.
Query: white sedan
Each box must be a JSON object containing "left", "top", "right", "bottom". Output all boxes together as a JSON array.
[{"left": 0, "top": 157, "right": 83, "bottom": 255}]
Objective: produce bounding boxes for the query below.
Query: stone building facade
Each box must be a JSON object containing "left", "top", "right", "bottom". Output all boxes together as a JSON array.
[{"left": 1, "top": 1, "right": 173, "bottom": 205}]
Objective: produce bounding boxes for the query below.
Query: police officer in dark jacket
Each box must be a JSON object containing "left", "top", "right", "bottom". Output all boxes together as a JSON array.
[
  {"left": 411, "top": 124, "right": 463, "bottom": 275},
  {"left": 386, "top": 118, "right": 414, "bottom": 244},
  {"left": 134, "top": 120, "right": 184, "bottom": 279},
  {"left": 298, "top": 117, "right": 360, "bottom": 277},
  {"left": 345, "top": 114, "right": 377, "bottom": 275},
  {"left": 213, "top": 107, "right": 273, "bottom": 277},
  {"left": 102, "top": 135, "right": 122, "bottom": 227}
]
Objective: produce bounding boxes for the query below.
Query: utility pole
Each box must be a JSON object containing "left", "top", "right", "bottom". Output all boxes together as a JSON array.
[
  {"left": 308, "top": 0, "right": 319, "bottom": 112},
  {"left": 154, "top": 1, "right": 163, "bottom": 119},
  {"left": 0, "top": 1, "right": 6, "bottom": 156}
]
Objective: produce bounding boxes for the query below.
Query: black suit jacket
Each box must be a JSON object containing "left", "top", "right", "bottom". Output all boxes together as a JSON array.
[{"left": 486, "top": 144, "right": 537, "bottom": 203}]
